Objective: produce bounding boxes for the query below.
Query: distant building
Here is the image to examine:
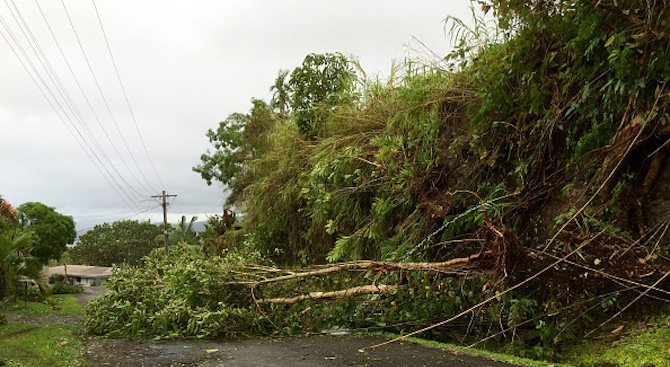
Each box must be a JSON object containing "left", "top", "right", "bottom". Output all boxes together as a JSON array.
[{"left": 47, "top": 265, "right": 112, "bottom": 287}]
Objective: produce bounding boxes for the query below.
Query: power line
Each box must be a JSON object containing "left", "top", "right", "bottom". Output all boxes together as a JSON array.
[
  {"left": 1, "top": 1, "right": 165, "bottom": 212},
  {"left": 91, "top": 0, "right": 166, "bottom": 190},
  {"left": 75, "top": 204, "right": 161, "bottom": 234},
  {"left": 0, "top": 18, "right": 140, "bottom": 210},
  {"left": 30, "top": 0, "right": 154, "bottom": 198},
  {"left": 60, "top": 0, "right": 158, "bottom": 195},
  {"left": 5, "top": 0, "right": 150, "bottom": 202}
]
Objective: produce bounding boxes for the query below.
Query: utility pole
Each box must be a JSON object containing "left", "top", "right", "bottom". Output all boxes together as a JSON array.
[{"left": 151, "top": 190, "right": 177, "bottom": 253}]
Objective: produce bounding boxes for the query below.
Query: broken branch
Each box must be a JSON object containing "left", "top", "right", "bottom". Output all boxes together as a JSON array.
[{"left": 259, "top": 284, "right": 399, "bottom": 305}]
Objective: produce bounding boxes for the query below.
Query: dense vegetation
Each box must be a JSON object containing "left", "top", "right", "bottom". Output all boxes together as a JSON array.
[{"left": 89, "top": 0, "right": 670, "bottom": 364}]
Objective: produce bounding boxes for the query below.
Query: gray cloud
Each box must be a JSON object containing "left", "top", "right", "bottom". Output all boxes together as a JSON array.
[{"left": 0, "top": 0, "right": 473, "bottom": 233}]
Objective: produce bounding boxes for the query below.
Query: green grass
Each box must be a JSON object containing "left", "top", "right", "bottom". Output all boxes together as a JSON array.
[
  {"left": 376, "top": 333, "right": 573, "bottom": 367},
  {"left": 0, "top": 323, "right": 88, "bottom": 367},
  {"left": 1, "top": 295, "right": 83, "bottom": 316},
  {"left": 561, "top": 318, "right": 670, "bottom": 367}
]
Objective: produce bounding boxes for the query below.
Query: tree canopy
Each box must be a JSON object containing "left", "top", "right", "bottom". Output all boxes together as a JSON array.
[
  {"left": 288, "top": 53, "right": 356, "bottom": 138},
  {"left": 17, "top": 202, "right": 75, "bottom": 264},
  {"left": 69, "top": 220, "right": 162, "bottom": 266}
]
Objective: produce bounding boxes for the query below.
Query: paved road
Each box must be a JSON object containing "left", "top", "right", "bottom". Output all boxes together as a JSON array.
[
  {"left": 73, "top": 287, "right": 523, "bottom": 367},
  {"left": 85, "top": 335, "right": 523, "bottom": 367},
  {"left": 76, "top": 285, "right": 106, "bottom": 305}
]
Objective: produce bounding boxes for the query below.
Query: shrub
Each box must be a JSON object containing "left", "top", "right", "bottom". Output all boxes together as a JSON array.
[
  {"left": 49, "top": 274, "right": 84, "bottom": 294},
  {"left": 51, "top": 282, "right": 83, "bottom": 295},
  {"left": 17, "top": 286, "right": 45, "bottom": 302}
]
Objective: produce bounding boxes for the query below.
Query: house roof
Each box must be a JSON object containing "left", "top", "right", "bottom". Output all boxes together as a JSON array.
[{"left": 48, "top": 265, "right": 113, "bottom": 278}]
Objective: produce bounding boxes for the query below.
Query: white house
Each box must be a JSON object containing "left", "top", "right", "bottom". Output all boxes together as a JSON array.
[{"left": 48, "top": 265, "right": 113, "bottom": 287}]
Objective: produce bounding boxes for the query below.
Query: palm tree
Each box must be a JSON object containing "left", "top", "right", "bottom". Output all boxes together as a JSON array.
[
  {"left": 0, "top": 198, "right": 43, "bottom": 300},
  {"left": 270, "top": 69, "right": 290, "bottom": 116},
  {"left": 170, "top": 215, "right": 199, "bottom": 245}
]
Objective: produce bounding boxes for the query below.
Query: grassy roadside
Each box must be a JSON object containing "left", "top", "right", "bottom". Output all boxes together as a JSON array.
[
  {"left": 0, "top": 323, "right": 88, "bottom": 367},
  {"left": 0, "top": 294, "right": 89, "bottom": 367},
  {"left": 374, "top": 333, "right": 572, "bottom": 367},
  {"left": 380, "top": 314, "right": 670, "bottom": 367},
  {"left": 560, "top": 315, "right": 670, "bottom": 367},
  {"left": 1, "top": 294, "right": 84, "bottom": 317}
]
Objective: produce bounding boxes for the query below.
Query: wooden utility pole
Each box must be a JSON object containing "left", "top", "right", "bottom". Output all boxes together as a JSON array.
[{"left": 151, "top": 190, "right": 177, "bottom": 252}]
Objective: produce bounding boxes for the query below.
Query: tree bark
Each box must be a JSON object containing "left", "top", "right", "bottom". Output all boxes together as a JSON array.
[
  {"left": 259, "top": 284, "right": 399, "bottom": 305},
  {"left": 251, "top": 251, "right": 488, "bottom": 287}
]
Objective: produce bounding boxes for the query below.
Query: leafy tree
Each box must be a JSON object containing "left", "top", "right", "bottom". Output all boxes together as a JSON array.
[
  {"left": 17, "top": 202, "right": 75, "bottom": 264},
  {"left": 193, "top": 100, "right": 276, "bottom": 204},
  {"left": 288, "top": 53, "right": 356, "bottom": 138},
  {"left": 69, "top": 220, "right": 162, "bottom": 266}
]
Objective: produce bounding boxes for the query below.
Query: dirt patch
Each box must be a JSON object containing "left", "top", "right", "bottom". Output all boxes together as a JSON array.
[
  {"left": 4, "top": 313, "right": 82, "bottom": 325},
  {"left": 84, "top": 334, "right": 522, "bottom": 367},
  {"left": 0, "top": 325, "right": 39, "bottom": 340}
]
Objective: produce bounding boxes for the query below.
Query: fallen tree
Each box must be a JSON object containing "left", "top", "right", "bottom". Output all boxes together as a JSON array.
[
  {"left": 259, "top": 284, "right": 400, "bottom": 305},
  {"left": 249, "top": 251, "right": 488, "bottom": 287}
]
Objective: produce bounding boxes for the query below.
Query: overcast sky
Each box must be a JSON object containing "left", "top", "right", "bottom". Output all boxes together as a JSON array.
[{"left": 0, "top": 0, "right": 474, "bottom": 234}]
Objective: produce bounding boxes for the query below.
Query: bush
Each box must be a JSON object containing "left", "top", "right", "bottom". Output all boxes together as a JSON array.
[
  {"left": 49, "top": 274, "right": 84, "bottom": 294},
  {"left": 48, "top": 274, "right": 66, "bottom": 284},
  {"left": 17, "top": 286, "right": 45, "bottom": 302},
  {"left": 51, "top": 282, "right": 83, "bottom": 295}
]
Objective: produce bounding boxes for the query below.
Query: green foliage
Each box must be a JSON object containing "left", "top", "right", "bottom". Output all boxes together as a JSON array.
[
  {"left": 85, "top": 244, "right": 505, "bottom": 340},
  {"left": 16, "top": 202, "right": 75, "bottom": 264},
  {"left": 189, "top": 0, "right": 670, "bottom": 359},
  {"left": 48, "top": 275, "right": 83, "bottom": 295},
  {"left": 288, "top": 53, "right": 357, "bottom": 138},
  {"left": 69, "top": 220, "right": 162, "bottom": 266},
  {"left": 0, "top": 212, "right": 42, "bottom": 299},
  {"left": 85, "top": 245, "right": 260, "bottom": 339},
  {"left": 194, "top": 100, "right": 276, "bottom": 204},
  {"left": 169, "top": 215, "right": 200, "bottom": 245}
]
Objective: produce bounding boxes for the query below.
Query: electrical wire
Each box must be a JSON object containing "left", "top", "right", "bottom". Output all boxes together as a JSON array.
[
  {"left": 5, "top": 0, "right": 150, "bottom": 202},
  {"left": 60, "top": 0, "right": 159, "bottom": 195},
  {"left": 91, "top": 0, "right": 166, "bottom": 190},
  {"left": 1, "top": 1, "right": 167, "bottom": 211},
  {"left": 30, "top": 0, "right": 157, "bottom": 198},
  {"left": 75, "top": 204, "right": 161, "bottom": 234},
  {"left": 0, "top": 19, "right": 140, "bottom": 210}
]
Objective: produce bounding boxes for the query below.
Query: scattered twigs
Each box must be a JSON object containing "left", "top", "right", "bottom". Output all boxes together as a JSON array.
[
  {"left": 584, "top": 271, "right": 670, "bottom": 337},
  {"left": 536, "top": 250, "right": 670, "bottom": 297},
  {"left": 258, "top": 284, "right": 399, "bottom": 305},
  {"left": 363, "top": 232, "right": 598, "bottom": 351}
]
